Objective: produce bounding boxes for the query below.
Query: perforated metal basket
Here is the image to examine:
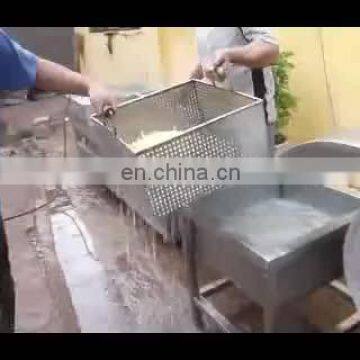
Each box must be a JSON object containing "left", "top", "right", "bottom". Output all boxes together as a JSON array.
[{"left": 91, "top": 80, "right": 267, "bottom": 216}]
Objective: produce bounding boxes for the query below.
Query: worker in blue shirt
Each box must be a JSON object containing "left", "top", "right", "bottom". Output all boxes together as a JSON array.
[{"left": 0, "top": 28, "right": 115, "bottom": 333}]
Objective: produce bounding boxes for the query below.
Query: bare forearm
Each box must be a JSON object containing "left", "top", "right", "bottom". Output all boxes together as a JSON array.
[
  {"left": 35, "top": 58, "right": 90, "bottom": 95},
  {"left": 226, "top": 41, "right": 279, "bottom": 69}
]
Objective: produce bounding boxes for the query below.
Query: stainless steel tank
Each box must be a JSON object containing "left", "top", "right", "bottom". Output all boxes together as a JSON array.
[{"left": 69, "top": 80, "right": 270, "bottom": 237}]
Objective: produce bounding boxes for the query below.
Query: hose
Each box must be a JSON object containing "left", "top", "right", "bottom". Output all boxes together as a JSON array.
[
  {"left": 3, "top": 95, "right": 113, "bottom": 222},
  {"left": 3, "top": 193, "right": 58, "bottom": 222},
  {"left": 3, "top": 95, "right": 71, "bottom": 222}
]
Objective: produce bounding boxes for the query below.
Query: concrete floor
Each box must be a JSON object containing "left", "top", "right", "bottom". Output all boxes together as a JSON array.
[{"left": 0, "top": 96, "right": 356, "bottom": 332}]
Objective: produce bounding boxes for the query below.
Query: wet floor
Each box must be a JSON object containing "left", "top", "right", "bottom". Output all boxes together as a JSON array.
[
  {"left": 50, "top": 186, "right": 200, "bottom": 332},
  {"left": 0, "top": 96, "right": 356, "bottom": 332},
  {"left": 0, "top": 102, "right": 203, "bottom": 332}
]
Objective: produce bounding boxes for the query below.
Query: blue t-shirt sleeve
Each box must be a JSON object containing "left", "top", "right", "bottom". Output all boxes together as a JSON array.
[{"left": 0, "top": 29, "right": 38, "bottom": 91}]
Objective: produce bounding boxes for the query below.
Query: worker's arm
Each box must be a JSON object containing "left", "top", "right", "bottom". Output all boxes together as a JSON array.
[
  {"left": 214, "top": 40, "right": 279, "bottom": 69},
  {"left": 35, "top": 58, "right": 89, "bottom": 96},
  {"left": 0, "top": 28, "right": 115, "bottom": 112},
  {"left": 35, "top": 58, "right": 115, "bottom": 113},
  {"left": 202, "top": 27, "right": 279, "bottom": 83}
]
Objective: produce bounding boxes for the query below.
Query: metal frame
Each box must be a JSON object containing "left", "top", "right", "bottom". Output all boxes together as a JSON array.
[
  {"left": 183, "top": 215, "right": 275, "bottom": 333},
  {"left": 181, "top": 216, "right": 238, "bottom": 332}
]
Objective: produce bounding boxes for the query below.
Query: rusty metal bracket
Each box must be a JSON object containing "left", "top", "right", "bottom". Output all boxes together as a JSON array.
[{"left": 195, "top": 278, "right": 249, "bottom": 333}]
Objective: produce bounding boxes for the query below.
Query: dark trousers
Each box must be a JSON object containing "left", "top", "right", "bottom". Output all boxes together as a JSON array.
[{"left": 0, "top": 219, "right": 15, "bottom": 333}]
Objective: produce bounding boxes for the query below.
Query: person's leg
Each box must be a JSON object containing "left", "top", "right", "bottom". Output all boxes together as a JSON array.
[{"left": 0, "top": 218, "right": 15, "bottom": 333}]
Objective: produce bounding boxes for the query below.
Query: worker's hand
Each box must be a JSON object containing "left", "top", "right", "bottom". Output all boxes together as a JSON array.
[
  {"left": 201, "top": 77, "right": 215, "bottom": 85},
  {"left": 201, "top": 57, "right": 217, "bottom": 84},
  {"left": 213, "top": 48, "right": 232, "bottom": 68},
  {"left": 202, "top": 48, "right": 231, "bottom": 84},
  {"left": 189, "top": 62, "right": 204, "bottom": 80},
  {"left": 88, "top": 81, "right": 116, "bottom": 114}
]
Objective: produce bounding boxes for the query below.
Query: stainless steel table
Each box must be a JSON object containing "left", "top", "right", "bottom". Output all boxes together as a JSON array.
[{"left": 183, "top": 139, "right": 360, "bottom": 332}]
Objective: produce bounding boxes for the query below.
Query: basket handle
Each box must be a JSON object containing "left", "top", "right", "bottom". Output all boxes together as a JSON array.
[{"left": 214, "top": 65, "right": 226, "bottom": 83}]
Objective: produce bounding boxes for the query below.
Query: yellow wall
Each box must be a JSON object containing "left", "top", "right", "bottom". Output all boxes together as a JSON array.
[
  {"left": 276, "top": 28, "right": 360, "bottom": 142},
  {"left": 320, "top": 28, "right": 360, "bottom": 129},
  {"left": 76, "top": 27, "right": 163, "bottom": 88},
  {"left": 276, "top": 28, "right": 336, "bottom": 142},
  {"left": 159, "top": 27, "right": 360, "bottom": 143},
  {"left": 158, "top": 27, "right": 198, "bottom": 85},
  {"left": 76, "top": 27, "right": 360, "bottom": 144},
  {"left": 76, "top": 27, "right": 199, "bottom": 89}
]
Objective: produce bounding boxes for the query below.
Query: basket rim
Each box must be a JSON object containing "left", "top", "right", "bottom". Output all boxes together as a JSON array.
[{"left": 90, "top": 79, "right": 263, "bottom": 155}]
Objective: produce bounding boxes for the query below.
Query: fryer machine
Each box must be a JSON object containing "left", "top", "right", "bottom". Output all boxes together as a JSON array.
[
  {"left": 69, "top": 80, "right": 270, "bottom": 239},
  {"left": 69, "top": 81, "right": 360, "bottom": 332}
]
